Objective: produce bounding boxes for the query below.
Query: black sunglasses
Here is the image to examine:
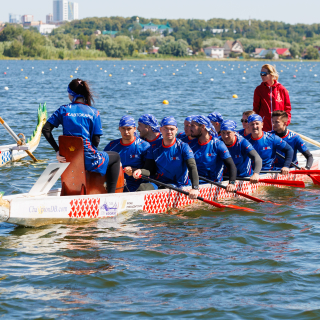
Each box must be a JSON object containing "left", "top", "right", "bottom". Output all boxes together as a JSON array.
[
  {"left": 241, "top": 119, "right": 248, "bottom": 123},
  {"left": 260, "top": 72, "right": 269, "bottom": 77}
]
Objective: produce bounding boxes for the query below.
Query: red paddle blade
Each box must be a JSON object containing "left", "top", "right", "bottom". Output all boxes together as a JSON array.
[
  {"left": 309, "top": 175, "right": 320, "bottom": 185},
  {"left": 235, "top": 190, "right": 281, "bottom": 205},
  {"left": 290, "top": 170, "right": 320, "bottom": 175},
  {"left": 259, "top": 178, "right": 305, "bottom": 188},
  {"left": 201, "top": 198, "right": 255, "bottom": 212}
]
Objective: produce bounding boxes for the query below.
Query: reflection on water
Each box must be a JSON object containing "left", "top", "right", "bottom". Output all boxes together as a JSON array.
[{"left": 0, "top": 60, "right": 320, "bottom": 318}]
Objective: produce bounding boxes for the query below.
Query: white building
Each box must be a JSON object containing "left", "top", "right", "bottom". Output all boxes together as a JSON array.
[
  {"left": 204, "top": 46, "right": 224, "bottom": 59},
  {"left": 21, "top": 15, "right": 33, "bottom": 23},
  {"left": 53, "top": 0, "right": 68, "bottom": 22},
  {"left": 36, "top": 24, "right": 57, "bottom": 34},
  {"left": 9, "top": 14, "right": 21, "bottom": 23},
  {"left": 68, "top": 2, "right": 78, "bottom": 20}
]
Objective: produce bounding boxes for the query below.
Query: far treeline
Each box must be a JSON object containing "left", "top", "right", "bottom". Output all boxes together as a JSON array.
[{"left": 1, "top": 16, "right": 320, "bottom": 59}]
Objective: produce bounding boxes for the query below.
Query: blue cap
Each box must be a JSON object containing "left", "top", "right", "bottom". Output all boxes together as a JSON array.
[
  {"left": 160, "top": 116, "right": 177, "bottom": 127},
  {"left": 185, "top": 115, "right": 196, "bottom": 123},
  {"left": 138, "top": 114, "right": 160, "bottom": 132},
  {"left": 247, "top": 114, "right": 263, "bottom": 123},
  {"left": 208, "top": 112, "right": 224, "bottom": 123},
  {"left": 220, "top": 120, "right": 237, "bottom": 132},
  {"left": 119, "top": 115, "right": 135, "bottom": 127},
  {"left": 192, "top": 115, "right": 218, "bottom": 137}
]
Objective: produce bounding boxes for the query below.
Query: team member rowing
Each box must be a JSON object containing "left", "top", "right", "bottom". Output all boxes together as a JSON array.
[
  {"left": 189, "top": 115, "right": 236, "bottom": 191},
  {"left": 129, "top": 116, "right": 200, "bottom": 199},
  {"left": 42, "top": 78, "right": 120, "bottom": 193},
  {"left": 271, "top": 111, "right": 313, "bottom": 170},
  {"left": 246, "top": 114, "right": 293, "bottom": 173},
  {"left": 238, "top": 110, "right": 255, "bottom": 138},
  {"left": 137, "top": 114, "right": 162, "bottom": 143},
  {"left": 208, "top": 112, "right": 224, "bottom": 136},
  {"left": 104, "top": 116, "right": 150, "bottom": 192},
  {"left": 177, "top": 115, "right": 197, "bottom": 144},
  {"left": 220, "top": 120, "right": 262, "bottom": 183}
]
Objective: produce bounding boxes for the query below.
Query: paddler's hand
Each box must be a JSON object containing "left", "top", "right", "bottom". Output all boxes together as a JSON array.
[
  {"left": 56, "top": 151, "right": 66, "bottom": 163},
  {"left": 300, "top": 166, "right": 307, "bottom": 170},
  {"left": 124, "top": 166, "right": 133, "bottom": 176},
  {"left": 250, "top": 173, "right": 259, "bottom": 184},
  {"left": 188, "top": 189, "right": 199, "bottom": 199},
  {"left": 226, "top": 183, "right": 236, "bottom": 192},
  {"left": 133, "top": 169, "right": 142, "bottom": 179},
  {"left": 281, "top": 167, "right": 290, "bottom": 175}
]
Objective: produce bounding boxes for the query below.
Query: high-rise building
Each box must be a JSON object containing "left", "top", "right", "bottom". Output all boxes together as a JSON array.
[
  {"left": 46, "top": 14, "right": 53, "bottom": 24},
  {"left": 53, "top": 0, "right": 68, "bottom": 22},
  {"left": 21, "top": 15, "right": 34, "bottom": 23},
  {"left": 9, "top": 14, "right": 21, "bottom": 23},
  {"left": 68, "top": 2, "right": 79, "bottom": 21}
]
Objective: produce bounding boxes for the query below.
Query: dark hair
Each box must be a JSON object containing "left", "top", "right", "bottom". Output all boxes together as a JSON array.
[
  {"left": 272, "top": 110, "right": 288, "bottom": 122},
  {"left": 69, "top": 78, "right": 94, "bottom": 106},
  {"left": 242, "top": 110, "right": 255, "bottom": 117}
]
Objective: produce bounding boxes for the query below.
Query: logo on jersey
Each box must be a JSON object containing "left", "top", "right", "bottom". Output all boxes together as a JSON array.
[
  {"left": 276, "top": 92, "right": 282, "bottom": 102},
  {"left": 66, "top": 113, "right": 93, "bottom": 120},
  {"left": 234, "top": 154, "right": 241, "bottom": 158},
  {"left": 207, "top": 153, "right": 215, "bottom": 157},
  {"left": 263, "top": 146, "right": 271, "bottom": 150},
  {"left": 130, "top": 154, "right": 140, "bottom": 159},
  {"left": 171, "top": 157, "right": 180, "bottom": 160}
]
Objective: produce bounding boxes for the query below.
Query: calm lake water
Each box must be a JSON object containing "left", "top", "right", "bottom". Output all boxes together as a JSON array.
[{"left": 0, "top": 60, "right": 320, "bottom": 319}]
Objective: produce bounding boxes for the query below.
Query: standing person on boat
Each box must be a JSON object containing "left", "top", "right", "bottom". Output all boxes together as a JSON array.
[
  {"left": 208, "top": 112, "right": 224, "bottom": 136},
  {"left": 246, "top": 114, "right": 293, "bottom": 173},
  {"left": 129, "top": 116, "right": 200, "bottom": 199},
  {"left": 238, "top": 110, "right": 255, "bottom": 138},
  {"left": 271, "top": 111, "right": 313, "bottom": 170},
  {"left": 104, "top": 116, "right": 150, "bottom": 192},
  {"left": 253, "top": 64, "right": 291, "bottom": 132},
  {"left": 137, "top": 114, "right": 162, "bottom": 143},
  {"left": 177, "top": 115, "right": 197, "bottom": 144},
  {"left": 220, "top": 120, "right": 262, "bottom": 183},
  {"left": 42, "top": 78, "right": 120, "bottom": 193},
  {"left": 189, "top": 115, "right": 236, "bottom": 191}
]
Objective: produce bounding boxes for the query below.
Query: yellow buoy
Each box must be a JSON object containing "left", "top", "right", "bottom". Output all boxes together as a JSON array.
[
  {"left": 21, "top": 69, "right": 23, "bottom": 71},
  {"left": 281, "top": 70, "right": 283, "bottom": 72},
  {"left": 49, "top": 68, "right": 52, "bottom": 71},
  {"left": 162, "top": 100, "right": 169, "bottom": 105},
  {"left": 199, "top": 72, "right": 202, "bottom": 74},
  {"left": 172, "top": 73, "right": 175, "bottom": 75},
  {"left": 70, "top": 75, "right": 73, "bottom": 78},
  {"left": 142, "top": 67, "right": 144, "bottom": 69},
  {"left": 232, "top": 94, "right": 238, "bottom": 98},
  {"left": 243, "top": 71, "right": 246, "bottom": 73},
  {"left": 25, "top": 76, "right": 28, "bottom": 79},
  {"left": 109, "top": 74, "right": 112, "bottom": 77},
  {"left": 222, "top": 71, "right": 225, "bottom": 74},
  {"left": 122, "top": 67, "right": 124, "bottom": 70},
  {"left": 100, "top": 68, "right": 102, "bottom": 70}
]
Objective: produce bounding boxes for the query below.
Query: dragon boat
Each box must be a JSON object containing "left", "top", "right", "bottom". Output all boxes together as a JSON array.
[
  {"left": 0, "top": 104, "right": 47, "bottom": 167},
  {"left": 0, "top": 134, "right": 319, "bottom": 228}
]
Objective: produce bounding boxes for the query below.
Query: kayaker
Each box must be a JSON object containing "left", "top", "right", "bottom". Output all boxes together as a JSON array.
[
  {"left": 104, "top": 116, "right": 150, "bottom": 192},
  {"left": 220, "top": 120, "right": 262, "bottom": 183},
  {"left": 42, "top": 78, "right": 120, "bottom": 193},
  {"left": 246, "top": 114, "right": 293, "bottom": 173},
  {"left": 189, "top": 115, "right": 236, "bottom": 191},
  {"left": 129, "top": 116, "right": 200, "bottom": 199},
  {"left": 208, "top": 112, "right": 224, "bottom": 136},
  {"left": 137, "top": 114, "right": 162, "bottom": 143},
  {"left": 177, "top": 115, "right": 197, "bottom": 144},
  {"left": 253, "top": 64, "right": 292, "bottom": 132},
  {"left": 271, "top": 111, "right": 313, "bottom": 170},
  {"left": 238, "top": 110, "right": 255, "bottom": 138}
]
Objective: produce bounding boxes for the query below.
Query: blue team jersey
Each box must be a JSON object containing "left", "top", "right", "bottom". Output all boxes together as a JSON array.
[
  {"left": 271, "top": 130, "right": 308, "bottom": 167},
  {"left": 146, "top": 138, "right": 194, "bottom": 188},
  {"left": 48, "top": 102, "right": 108, "bottom": 175},
  {"left": 141, "top": 133, "right": 162, "bottom": 143},
  {"left": 177, "top": 132, "right": 193, "bottom": 144},
  {"left": 104, "top": 137, "right": 150, "bottom": 192},
  {"left": 247, "top": 132, "right": 289, "bottom": 171},
  {"left": 238, "top": 128, "right": 250, "bottom": 139},
  {"left": 189, "top": 136, "right": 231, "bottom": 182}
]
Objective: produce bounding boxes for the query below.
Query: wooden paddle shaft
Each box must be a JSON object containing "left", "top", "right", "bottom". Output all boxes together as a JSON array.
[
  {"left": 0, "top": 116, "right": 38, "bottom": 162},
  {"left": 290, "top": 130, "right": 320, "bottom": 149}
]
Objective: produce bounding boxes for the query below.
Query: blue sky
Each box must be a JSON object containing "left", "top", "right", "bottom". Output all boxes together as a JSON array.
[{"left": 1, "top": 0, "right": 319, "bottom": 25}]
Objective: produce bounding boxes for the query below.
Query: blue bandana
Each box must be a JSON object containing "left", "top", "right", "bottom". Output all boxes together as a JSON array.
[
  {"left": 67, "top": 85, "right": 86, "bottom": 103},
  {"left": 185, "top": 115, "right": 196, "bottom": 123},
  {"left": 161, "top": 116, "right": 177, "bottom": 127},
  {"left": 119, "top": 115, "right": 136, "bottom": 128},
  {"left": 208, "top": 112, "right": 224, "bottom": 123},
  {"left": 192, "top": 115, "right": 218, "bottom": 137},
  {"left": 138, "top": 114, "right": 160, "bottom": 132},
  {"left": 247, "top": 114, "right": 263, "bottom": 123},
  {"left": 221, "top": 120, "right": 237, "bottom": 132}
]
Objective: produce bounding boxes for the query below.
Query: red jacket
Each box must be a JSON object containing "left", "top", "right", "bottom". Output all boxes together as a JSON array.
[{"left": 253, "top": 80, "right": 291, "bottom": 132}]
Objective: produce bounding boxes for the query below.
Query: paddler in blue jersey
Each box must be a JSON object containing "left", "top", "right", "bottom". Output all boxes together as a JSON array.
[
  {"left": 208, "top": 112, "right": 224, "bottom": 136},
  {"left": 238, "top": 110, "right": 255, "bottom": 138},
  {"left": 271, "top": 111, "right": 313, "bottom": 169},
  {"left": 129, "top": 116, "right": 200, "bottom": 199},
  {"left": 42, "top": 78, "right": 120, "bottom": 193},
  {"left": 177, "top": 115, "right": 197, "bottom": 144},
  {"left": 104, "top": 116, "right": 150, "bottom": 192},
  {"left": 220, "top": 120, "right": 262, "bottom": 183},
  {"left": 246, "top": 114, "right": 294, "bottom": 173},
  {"left": 189, "top": 115, "right": 236, "bottom": 192},
  {"left": 137, "top": 114, "right": 162, "bottom": 143}
]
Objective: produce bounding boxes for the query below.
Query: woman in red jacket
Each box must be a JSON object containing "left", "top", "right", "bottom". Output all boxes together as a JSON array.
[{"left": 253, "top": 64, "right": 291, "bottom": 132}]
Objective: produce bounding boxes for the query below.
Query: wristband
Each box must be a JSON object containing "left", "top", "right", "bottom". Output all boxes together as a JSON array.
[{"left": 229, "top": 181, "right": 236, "bottom": 185}]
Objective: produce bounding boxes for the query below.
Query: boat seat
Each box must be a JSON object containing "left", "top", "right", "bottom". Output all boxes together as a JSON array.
[{"left": 59, "top": 136, "right": 124, "bottom": 196}]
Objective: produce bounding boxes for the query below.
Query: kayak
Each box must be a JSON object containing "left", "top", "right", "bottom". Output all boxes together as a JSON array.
[
  {"left": 0, "top": 104, "right": 47, "bottom": 167},
  {"left": 0, "top": 150, "right": 320, "bottom": 228}
]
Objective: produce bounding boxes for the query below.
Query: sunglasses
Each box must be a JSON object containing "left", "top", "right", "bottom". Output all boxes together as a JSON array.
[
  {"left": 260, "top": 72, "right": 269, "bottom": 77},
  {"left": 241, "top": 119, "right": 248, "bottom": 123}
]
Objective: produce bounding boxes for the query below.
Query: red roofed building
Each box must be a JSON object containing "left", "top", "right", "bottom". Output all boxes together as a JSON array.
[{"left": 275, "top": 48, "right": 291, "bottom": 57}]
